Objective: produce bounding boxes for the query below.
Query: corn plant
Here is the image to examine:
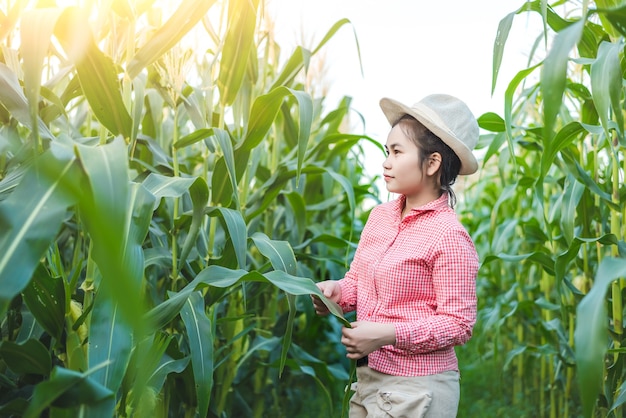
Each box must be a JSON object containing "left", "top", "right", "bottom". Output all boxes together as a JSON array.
[
  {"left": 458, "top": 0, "right": 626, "bottom": 417},
  {"left": 0, "top": 0, "right": 376, "bottom": 416}
]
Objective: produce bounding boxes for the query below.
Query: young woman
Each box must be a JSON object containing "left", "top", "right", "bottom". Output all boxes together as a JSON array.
[{"left": 312, "top": 94, "right": 480, "bottom": 417}]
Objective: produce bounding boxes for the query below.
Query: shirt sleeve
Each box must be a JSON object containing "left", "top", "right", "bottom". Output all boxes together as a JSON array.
[
  {"left": 393, "top": 227, "right": 478, "bottom": 353},
  {"left": 336, "top": 205, "right": 384, "bottom": 313},
  {"left": 337, "top": 255, "right": 359, "bottom": 313}
]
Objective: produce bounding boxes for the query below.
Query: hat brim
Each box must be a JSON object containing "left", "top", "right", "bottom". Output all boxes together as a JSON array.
[{"left": 380, "top": 98, "right": 478, "bottom": 175}]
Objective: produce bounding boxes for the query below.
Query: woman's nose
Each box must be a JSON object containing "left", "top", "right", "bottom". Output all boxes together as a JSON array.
[{"left": 382, "top": 156, "right": 391, "bottom": 169}]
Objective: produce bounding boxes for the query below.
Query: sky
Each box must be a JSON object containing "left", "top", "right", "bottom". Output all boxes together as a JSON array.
[{"left": 267, "top": 0, "right": 542, "bottom": 185}]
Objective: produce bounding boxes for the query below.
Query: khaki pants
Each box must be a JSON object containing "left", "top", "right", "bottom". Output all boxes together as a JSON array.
[{"left": 349, "top": 367, "right": 460, "bottom": 418}]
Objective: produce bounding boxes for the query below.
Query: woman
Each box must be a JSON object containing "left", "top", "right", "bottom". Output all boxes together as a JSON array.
[{"left": 312, "top": 94, "right": 480, "bottom": 417}]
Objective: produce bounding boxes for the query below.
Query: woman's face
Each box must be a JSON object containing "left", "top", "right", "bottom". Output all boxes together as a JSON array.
[{"left": 382, "top": 123, "right": 425, "bottom": 197}]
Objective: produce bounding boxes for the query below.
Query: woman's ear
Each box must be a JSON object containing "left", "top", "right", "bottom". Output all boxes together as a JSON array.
[{"left": 426, "top": 152, "right": 442, "bottom": 176}]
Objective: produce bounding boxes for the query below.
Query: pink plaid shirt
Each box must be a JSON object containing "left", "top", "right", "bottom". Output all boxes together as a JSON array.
[{"left": 337, "top": 193, "right": 478, "bottom": 376}]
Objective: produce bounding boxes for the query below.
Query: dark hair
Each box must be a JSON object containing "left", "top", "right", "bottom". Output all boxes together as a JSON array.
[{"left": 395, "top": 115, "right": 462, "bottom": 207}]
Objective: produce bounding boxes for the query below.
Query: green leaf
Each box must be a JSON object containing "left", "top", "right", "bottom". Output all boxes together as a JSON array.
[
  {"left": 560, "top": 149, "right": 619, "bottom": 211},
  {"left": 575, "top": 257, "right": 626, "bottom": 418},
  {"left": 180, "top": 291, "right": 213, "bottom": 418},
  {"left": 174, "top": 127, "right": 215, "bottom": 149},
  {"left": 19, "top": 7, "right": 63, "bottom": 143},
  {"left": 269, "top": 19, "right": 363, "bottom": 91},
  {"left": 212, "top": 128, "right": 239, "bottom": 209},
  {"left": 0, "top": 339, "right": 51, "bottom": 376},
  {"left": 206, "top": 207, "right": 248, "bottom": 269},
  {"left": 590, "top": 40, "right": 624, "bottom": 140},
  {"left": 290, "top": 90, "right": 313, "bottom": 183},
  {"left": 147, "top": 355, "right": 190, "bottom": 393},
  {"left": 555, "top": 234, "right": 621, "bottom": 282},
  {"left": 142, "top": 172, "right": 198, "bottom": 209},
  {"left": 280, "top": 292, "right": 297, "bottom": 376},
  {"left": 177, "top": 177, "right": 209, "bottom": 272},
  {"left": 54, "top": 7, "right": 132, "bottom": 137},
  {"left": 540, "top": 121, "right": 585, "bottom": 177},
  {"left": 595, "top": 2, "right": 626, "bottom": 38},
  {"left": 559, "top": 175, "right": 585, "bottom": 245},
  {"left": 477, "top": 112, "right": 506, "bottom": 133},
  {"left": 250, "top": 232, "right": 297, "bottom": 275},
  {"left": 144, "top": 294, "right": 191, "bottom": 333},
  {"left": 23, "top": 366, "right": 115, "bottom": 418},
  {"left": 127, "top": 0, "right": 216, "bottom": 79},
  {"left": 0, "top": 63, "right": 54, "bottom": 140},
  {"left": 492, "top": 11, "right": 516, "bottom": 95},
  {"left": 241, "top": 87, "right": 312, "bottom": 155},
  {"left": 189, "top": 265, "right": 349, "bottom": 326},
  {"left": 21, "top": 264, "right": 66, "bottom": 342},
  {"left": 311, "top": 18, "right": 359, "bottom": 60},
  {"left": 75, "top": 138, "right": 147, "bottom": 330},
  {"left": 270, "top": 46, "right": 312, "bottom": 91},
  {"left": 130, "top": 74, "right": 146, "bottom": 144},
  {"left": 541, "top": 18, "right": 584, "bottom": 139},
  {"left": 244, "top": 165, "right": 320, "bottom": 220},
  {"left": 504, "top": 64, "right": 541, "bottom": 168},
  {"left": 0, "top": 144, "right": 78, "bottom": 312},
  {"left": 284, "top": 191, "right": 307, "bottom": 242},
  {"left": 88, "top": 293, "right": 132, "bottom": 394},
  {"left": 218, "top": 0, "right": 259, "bottom": 106},
  {"left": 484, "top": 250, "right": 555, "bottom": 276}
]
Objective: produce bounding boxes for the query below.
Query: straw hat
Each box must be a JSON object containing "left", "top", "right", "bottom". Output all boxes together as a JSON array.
[{"left": 379, "top": 94, "right": 479, "bottom": 175}]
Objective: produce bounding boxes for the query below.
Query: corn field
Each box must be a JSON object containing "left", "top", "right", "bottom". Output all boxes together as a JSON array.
[{"left": 0, "top": 0, "right": 625, "bottom": 417}]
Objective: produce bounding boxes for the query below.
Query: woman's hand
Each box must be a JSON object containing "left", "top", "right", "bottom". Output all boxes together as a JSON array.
[
  {"left": 311, "top": 280, "right": 342, "bottom": 316},
  {"left": 341, "top": 321, "right": 396, "bottom": 359}
]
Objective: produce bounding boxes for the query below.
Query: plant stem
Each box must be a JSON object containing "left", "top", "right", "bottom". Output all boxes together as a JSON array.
[{"left": 172, "top": 109, "right": 180, "bottom": 281}]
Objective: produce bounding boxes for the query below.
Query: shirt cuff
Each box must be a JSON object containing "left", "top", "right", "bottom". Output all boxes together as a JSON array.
[
  {"left": 393, "top": 322, "right": 412, "bottom": 351},
  {"left": 337, "top": 280, "right": 356, "bottom": 312}
]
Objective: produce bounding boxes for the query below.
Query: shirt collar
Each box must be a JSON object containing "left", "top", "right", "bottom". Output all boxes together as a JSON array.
[{"left": 395, "top": 193, "right": 450, "bottom": 217}]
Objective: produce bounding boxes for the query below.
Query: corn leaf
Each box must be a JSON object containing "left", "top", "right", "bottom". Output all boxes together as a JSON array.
[
  {"left": 74, "top": 138, "right": 145, "bottom": 329},
  {"left": 142, "top": 172, "right": 197, "bottom": 208},
  {"left": 540, "top": 121, "right": 585, "bottom": 177},
  {"left": 21, "top": 264, "right": 66, "bottom": 343},
  {"left": 20, "top": 8, "right": 63, "bottom": 142},
  {"left": 555, "top": 234, "right": 622, "bottom": 283},
  {"left": 147, "top": 355, "right": 190, "bottom": 393},
  {"left": 212, "top": 128, "right": 239, "bottom": 209},
  {"left": 0, "top": 144, "right": 77, "bottom": 314},
  {"left": 250, "top": 232, "right": 297, "bottom": 275},
  {"left": 492, "top": 11, "right": 515, "bottom": 95},
  {"left": 141, "top": 173, "right": 210, "bottom": 272},
  {"left": 576, "top": 257, "right": 626, "bottom": 418},
  {"left": 0, "top": 63, "right": 54, "bottom": 140},
  {"left": 88, "top": 293, "right": 132, "bottom": 397},
  {"left": 218, "top": 0, "right": 259, "bottom": 106},
  {"left": 284, "top": 191, "right": 306, "bottom": 242},
  {"left": 178, "top": 177, "right": 209, "bottom": 272},
  {"left": 206, "top": 207, "right": 247, "bottom": 269},
  {"left": 541, "top": 18, "right": 584, "bottom": 139},
  {"left": 191, "top": 266, "right": 349, "bottom": 326},
  {"left": 23, "top": 366, "right": 114, "bottom": 418},
  {"left": 590, "top": 40, "right": 624, "bottom": 140},
  {"left": 270, "top": 46, "right": 312, "bottom": 91},
  {"left": 127, "top": 0, "right": 215, "bottom": 79},
  {"left": 0, "top": 339, "right": 51, "bottom": 376},
  {"left": 55, "top": 7, "right": 132, "bottom": 138},
  {"left": 595, "top": 2, "right": 626, "bottom": 38},
  {"left": 559, "top": 175, "right": 585, "bottom": 245},
  {"left": 242, "top": 88, "right": 313, "bottom": 172},
  {"left": 180, "top": 291, "right": 213, "bottom": 418},
  {"left": 504, "top": 64, "right": 540, "bottom": 167}
]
